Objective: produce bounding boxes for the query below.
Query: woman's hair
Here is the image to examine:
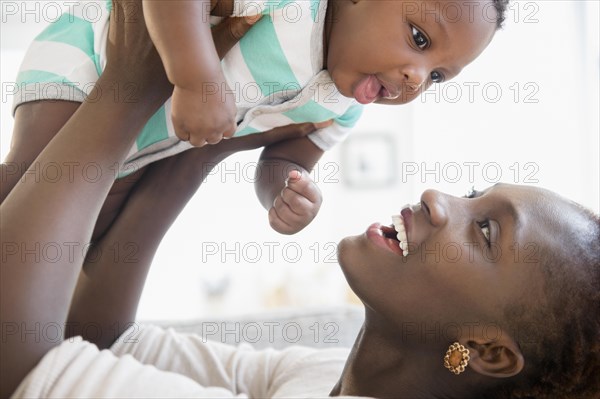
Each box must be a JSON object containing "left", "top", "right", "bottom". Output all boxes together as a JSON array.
[
  {"left": 493, "top": 0, "right": 510, "bottom": 29},
  {"left": 486, "top": 202, "right": 600, "bottom": 398}
]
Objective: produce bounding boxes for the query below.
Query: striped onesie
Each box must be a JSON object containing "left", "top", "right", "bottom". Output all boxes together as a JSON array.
[{"left": 13, "top": 0, "right": 364, "bottom": 177}]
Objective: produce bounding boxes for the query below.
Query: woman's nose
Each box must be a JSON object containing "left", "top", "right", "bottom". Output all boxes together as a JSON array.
[{"left": 420, "top": 189, "right": 449, "bottom": 227}]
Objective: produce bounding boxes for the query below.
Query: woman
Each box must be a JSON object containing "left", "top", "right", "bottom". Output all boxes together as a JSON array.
[
  {"left": 335, "top": 184, "right": 599, "bottom": 398},
  {"left": 1, "top": 1, "right": 598, "bottom": 398}
]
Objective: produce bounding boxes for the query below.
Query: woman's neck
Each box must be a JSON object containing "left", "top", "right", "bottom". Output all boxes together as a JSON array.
[
  {"left": 331, "top": 319, "right": 459, "bottom": 398},
  {"left": 331, "top": 325, "right": 410, "bottom": 397}
]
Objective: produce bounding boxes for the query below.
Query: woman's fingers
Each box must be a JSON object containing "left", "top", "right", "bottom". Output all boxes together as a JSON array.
[
  {"left": 217, "top": 120, "right": 333, "bottom": 153},
  {"left": 107, "top": 0, "right": 171, "bottom": 102},
  {"left": 107, "top": 2, "right": 259, "bottom": 105},
  {"left": 213, "top": 15, "right": 263, "bottom": 60}
]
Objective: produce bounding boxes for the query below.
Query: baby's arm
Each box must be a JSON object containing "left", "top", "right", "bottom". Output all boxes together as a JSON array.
[
  {"left": 255, "top": 123, "right": 332, "bottom": 235},
  {"left": 143, "top": 0, "right": 237, "bottom": 146}
]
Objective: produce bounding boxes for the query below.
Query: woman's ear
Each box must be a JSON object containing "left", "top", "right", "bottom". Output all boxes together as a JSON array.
[{"left": 464, "top": 335, "right": 525, "bottom": 378}]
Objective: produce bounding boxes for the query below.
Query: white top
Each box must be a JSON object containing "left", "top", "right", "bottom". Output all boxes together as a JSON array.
[{"left": 12, "top": 325, "right": 373, "bottom": 398}]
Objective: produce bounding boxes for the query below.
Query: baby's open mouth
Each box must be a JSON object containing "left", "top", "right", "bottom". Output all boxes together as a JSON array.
[{"left": 353, "top": 75, "right": 381, "bottom": 104}]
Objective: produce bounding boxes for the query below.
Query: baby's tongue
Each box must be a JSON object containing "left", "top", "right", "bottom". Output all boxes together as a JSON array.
[{"left": 354, "top": 75, "right": 381, "bottom": 104}]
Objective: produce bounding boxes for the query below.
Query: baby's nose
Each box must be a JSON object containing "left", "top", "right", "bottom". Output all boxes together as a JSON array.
[{"left": 401, "top": 65, "right": 429, "bottom": 90}]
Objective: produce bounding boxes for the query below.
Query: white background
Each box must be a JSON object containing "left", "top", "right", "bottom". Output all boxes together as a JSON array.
[{"left": 1, "top": 1, "right": 598, "bottom": 320}]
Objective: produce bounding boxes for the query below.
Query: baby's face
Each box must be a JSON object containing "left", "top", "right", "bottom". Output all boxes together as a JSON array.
[{"left": 325, "top": 0, "right": 498, "bottom": 105}]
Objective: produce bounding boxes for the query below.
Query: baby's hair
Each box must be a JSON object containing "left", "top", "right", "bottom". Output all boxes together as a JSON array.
[
  {"left": 492, "top": 0, "right": 510, "bottom": 29},
  {"left": 484, "top": 202, "right": 600, "bottom": 399}
]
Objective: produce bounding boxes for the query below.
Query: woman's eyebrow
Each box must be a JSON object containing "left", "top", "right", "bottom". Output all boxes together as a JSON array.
[
  {"left": 462, "top": 188, "right": 484, "bottom": 198},
  {"left": 471, "top": 186, "right": 521, "bottom": 227},
  {"left": 487, "top": 185, "right": 522, "bottom": 243},
  {"left": 503, "top": 202, "right": 523, "bottom": 250}
]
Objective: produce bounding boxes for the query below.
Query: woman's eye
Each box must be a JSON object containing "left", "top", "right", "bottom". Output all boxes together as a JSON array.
[
  {"left": 465, "top": 186, "right": 478, "bottom": 198},
  {"left": 430, "top": 71, "right": 444, "bottom": 83},
  {"left": 478, "top": 221, "right": 491, "bottom": 244},
  {"left": 411, "top": 26, "right": 429, "bottom": 49}
]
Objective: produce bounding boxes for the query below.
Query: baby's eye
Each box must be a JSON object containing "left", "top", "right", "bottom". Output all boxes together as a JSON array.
[
  {"left": 430, "top": 71, "right": 444, "bottom": 83},
  {"left": 411, "top": 26, "right": 429, "bottom": 49},
  {"left": 478, "top": 220, "right": 491, "bottom": 244}
]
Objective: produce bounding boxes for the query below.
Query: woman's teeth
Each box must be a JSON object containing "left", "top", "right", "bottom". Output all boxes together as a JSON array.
[{"left": 391, "top": 215, "right": 409, "bottom": 257}]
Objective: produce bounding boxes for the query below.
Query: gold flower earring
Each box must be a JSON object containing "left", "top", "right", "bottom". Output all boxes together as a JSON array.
[{"left": 444, "top": 342, "right": 470, "bottom": 375}]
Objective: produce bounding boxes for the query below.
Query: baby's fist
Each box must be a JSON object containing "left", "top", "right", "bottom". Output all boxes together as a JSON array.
[
  {"left": 171, "top": 83, "right": 237, "bottom": 147},
  {"left": 269, "top": 170, "right": 322, "bottom": 235}
]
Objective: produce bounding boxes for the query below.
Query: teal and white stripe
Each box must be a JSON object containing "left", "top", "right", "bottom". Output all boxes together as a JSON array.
[{"left": 13, "top": 0, "right": 363, "bottom": 177}]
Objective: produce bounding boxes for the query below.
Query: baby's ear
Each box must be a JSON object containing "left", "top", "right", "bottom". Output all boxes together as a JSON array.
[{"left": 465, "top": 335, "right": 524, "bottom": 378}]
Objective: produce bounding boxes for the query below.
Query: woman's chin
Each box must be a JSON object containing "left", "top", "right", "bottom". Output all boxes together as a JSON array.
[
  {"left": 337, "top": 235, "right": 367, "bottom": 277},
  {"left": 337, "top": 235, "right": 391, "bottom": 310}
]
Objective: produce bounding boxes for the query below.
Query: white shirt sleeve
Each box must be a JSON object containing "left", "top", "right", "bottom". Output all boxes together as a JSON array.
[
  {"left": 110, "top": 325, "right": 351, "bottom": 398},
  {"left": 308, "top": 104, "right": 364, "bottom": 151},
  {"left": 12, "top": 325, "right": 368, "bottom": 399},
  {"left": 11, "top": 335, "right": 235, "bottom": 398},
  {"left": 308, "top": 122, "right": 353, "bottom": 151}
]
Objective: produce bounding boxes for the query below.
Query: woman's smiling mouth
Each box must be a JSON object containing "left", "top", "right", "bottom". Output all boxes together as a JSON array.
[
  {"left": 366, "top": 210, "right": 412, "bottom": 258},
  {"left": 366, "top": 223, "right": 405, "bottom": 257}
]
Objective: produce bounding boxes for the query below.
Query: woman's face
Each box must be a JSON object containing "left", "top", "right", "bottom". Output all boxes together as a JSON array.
[{"left": 337, "top": 184, "right": 579, "bottom": 335}]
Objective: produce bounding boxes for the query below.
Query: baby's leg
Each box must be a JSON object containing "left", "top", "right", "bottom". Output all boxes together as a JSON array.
[
  {"left": 1, "top": 101, "right": 80, "bottom": 203},
  {"left": 1, "top": 100, "right": 147, "bottom": 241}
]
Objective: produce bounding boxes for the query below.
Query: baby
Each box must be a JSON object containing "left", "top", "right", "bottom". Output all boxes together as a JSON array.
[{"left": 12, "top": 0, "right": 507, "bottom": 234}]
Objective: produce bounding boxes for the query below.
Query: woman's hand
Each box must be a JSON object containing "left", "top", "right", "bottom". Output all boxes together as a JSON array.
[
  {"left": 104, "top": 0, "right": 261, "bottom": 110},
  {"left": 110, "top": 121, "right": 329, "bottom": 237},
  {"left": 207, "top": 120, "right": 333, "bottom": 160},
  {"left": 104, "top": 0, "right": 171, "bottom": 107}
]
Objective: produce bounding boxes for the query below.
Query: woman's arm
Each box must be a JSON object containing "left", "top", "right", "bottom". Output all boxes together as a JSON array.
[
  {"left": 66, "top": 120, "right": 324, "bottom": 349},
  {"left": 63, "top": 13, "right": 262, "bottom": 349},
  {"left": 0, "top": 0, "right": 172, "bottom": 395}
]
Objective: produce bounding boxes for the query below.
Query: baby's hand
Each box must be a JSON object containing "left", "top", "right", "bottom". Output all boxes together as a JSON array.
[
  {"left": 269, "top": 170, "right": 322, "bottom": 235},
  {"left": 171, "top": 77, "right": 237, "bottom": 147}
]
